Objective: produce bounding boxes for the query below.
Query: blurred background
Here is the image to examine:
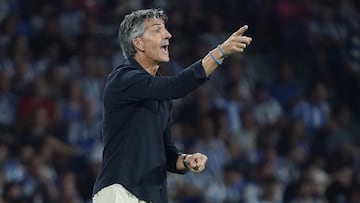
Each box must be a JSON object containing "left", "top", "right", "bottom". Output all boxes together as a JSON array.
[{"left": 0, "top": 0, "right": 360, "bottom": 202}]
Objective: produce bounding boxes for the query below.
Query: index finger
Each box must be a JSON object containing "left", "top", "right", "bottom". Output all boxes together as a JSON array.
[{"left": 234, "top": 25, "right": 248, "bottom": 36}]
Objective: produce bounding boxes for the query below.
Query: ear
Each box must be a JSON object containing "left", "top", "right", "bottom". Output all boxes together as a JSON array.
[{"left": 133, "top": 38, "right": 145, "bottom": 52}]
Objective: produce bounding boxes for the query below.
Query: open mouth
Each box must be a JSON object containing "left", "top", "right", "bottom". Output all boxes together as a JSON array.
[{"left": 160, "top": 45, "right": 169, "bottom": 53}]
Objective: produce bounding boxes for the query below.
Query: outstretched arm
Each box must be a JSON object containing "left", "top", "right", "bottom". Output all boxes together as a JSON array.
[
  {"left": 202, "top": 25, "right": 252, "bottom": 77},
  {"left": 108, "top": 25, "right": 252, "bottom": 101}
]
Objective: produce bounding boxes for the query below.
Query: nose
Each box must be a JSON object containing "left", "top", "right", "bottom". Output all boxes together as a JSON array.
[{"left": 164, "top": 29, "right": 172, "bottom": 39}]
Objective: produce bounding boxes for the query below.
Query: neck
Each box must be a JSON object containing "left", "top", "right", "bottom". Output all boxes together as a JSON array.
[{"left": 133, "top": 54, "right": 159, "bottom": 76}]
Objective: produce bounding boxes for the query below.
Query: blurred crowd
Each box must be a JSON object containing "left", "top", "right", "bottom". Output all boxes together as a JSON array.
[{"left": 0, "top": 0, "right": 360, "bottom": 203}]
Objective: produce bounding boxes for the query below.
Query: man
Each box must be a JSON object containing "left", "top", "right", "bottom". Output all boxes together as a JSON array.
[{"left": 92, "top": 8, "right": 252, "bottom": 203}]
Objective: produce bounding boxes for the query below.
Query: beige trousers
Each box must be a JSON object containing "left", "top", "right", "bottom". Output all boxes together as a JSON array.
[{"left": 92, "top": 184, "right": 149, "bottom": 203}]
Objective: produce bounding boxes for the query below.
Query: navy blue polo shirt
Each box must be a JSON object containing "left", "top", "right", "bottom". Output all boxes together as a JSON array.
[{"left": 93, "top": 58, "right": 208, "bottom": 203}]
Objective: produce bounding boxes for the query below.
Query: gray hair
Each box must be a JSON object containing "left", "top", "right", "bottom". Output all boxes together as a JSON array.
[{"left": 118, "top": 8, "right": 168, "bottom": 59}]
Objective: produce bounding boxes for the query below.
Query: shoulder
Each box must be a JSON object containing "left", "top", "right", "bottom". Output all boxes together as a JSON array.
[
  {"left": 108, "top": 63, "right": 149, "bottom": 84},
  {"left": 104, "top": 62, "right": 151, "bottom": 93},
  {"left": 109, "top": 63, "right": 142, "bottom": 78}
]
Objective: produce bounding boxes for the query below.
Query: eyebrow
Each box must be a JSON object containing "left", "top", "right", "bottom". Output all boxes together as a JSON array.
[{"left": 150, "top": 23, "right": 164, "bottom": 27}]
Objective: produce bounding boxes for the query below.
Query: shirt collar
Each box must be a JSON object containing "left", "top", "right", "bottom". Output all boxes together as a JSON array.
[
  {"left": 127, "top": 57, "right": 145, "bottom": 71},
  {"left": 127, "top": 57, "right": 161, "bottom": 76}
]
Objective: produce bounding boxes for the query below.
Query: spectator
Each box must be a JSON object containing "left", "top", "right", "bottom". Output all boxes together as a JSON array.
[
  {"left": 293, "top": 80, "right": 330, "bottom": 135},
  {"left": 268, "top": 62, "right": 300, "bottom": 116},
  {"left": 0, "top": 71, "right": 17, "bottom": 132},
  {"left": 253, "top": 81, "right": 283, "bottom": 127}
]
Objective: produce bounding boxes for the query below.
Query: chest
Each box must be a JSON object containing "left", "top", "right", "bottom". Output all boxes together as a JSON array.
[{"left": 137, "top": 100, "right": 171, "bottom": 127}]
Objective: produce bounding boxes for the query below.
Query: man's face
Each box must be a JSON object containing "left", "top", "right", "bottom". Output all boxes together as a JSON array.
[{"left": 135, "top": 18, "right": 172, "bottom": 63}]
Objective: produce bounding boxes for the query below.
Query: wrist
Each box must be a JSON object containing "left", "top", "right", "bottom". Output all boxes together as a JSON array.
[
  {"left": 217, "top": 45, "right": 227, "bottom": 58},
  {"left": 182, "top": 154, "right": 191, "bottom": 170},
  {"left": 209, "top": 47, "right": 225, "bottom": 65}
]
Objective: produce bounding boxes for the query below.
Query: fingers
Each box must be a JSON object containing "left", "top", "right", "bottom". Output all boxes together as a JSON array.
[
  {"left": 234, "top": 42, "right": 248, "bottom": 52},
  {"left": 232, "top": 36, "right": 252, "bottom": 45},
  {"left": 242, "top": 36, "right": 252, "bottom": 45},
  {"left": 234, "top": 25, "right": 248, "bottom": 36},
  {"left": 227, "top": 36, "right": 251, "bottom": 53},
  {"left": 220, "top": 25, "right": 252, "bottom": 55},
  {"left": 187, "top": 157, "right": 197, "bottom": 168},
  {"left": 186, "top": 153, "right": 208, "bottom": 173},
  {"left": 222, "top": 36, "right": 252, "bottom": 55}
]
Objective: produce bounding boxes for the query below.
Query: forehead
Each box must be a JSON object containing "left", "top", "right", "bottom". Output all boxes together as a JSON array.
[{"left": 144, "top": 18, "right": 165, "bottom": 28}]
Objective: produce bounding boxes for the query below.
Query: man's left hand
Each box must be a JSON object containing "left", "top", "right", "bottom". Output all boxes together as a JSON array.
[{"left": 184, "top": 153, "right": 208, "bottom": 173}]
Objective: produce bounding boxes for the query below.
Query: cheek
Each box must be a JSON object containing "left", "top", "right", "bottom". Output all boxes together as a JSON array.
[
  {"left": 144, "top": 40, "right": 159, "bottom": 54},
  {"left": 142, "top": 34, "right": 158, "bottom": 47}
]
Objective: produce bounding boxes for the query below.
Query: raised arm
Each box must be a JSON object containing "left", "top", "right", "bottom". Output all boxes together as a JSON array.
[{"left": 106, "top": 25, "right": 252, "bottom": 101}]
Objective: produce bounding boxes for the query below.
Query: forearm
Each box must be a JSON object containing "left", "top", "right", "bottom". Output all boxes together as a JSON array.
[
  {"left": 166, "top": 152, "right": 188, "bottom": 174},
  {"left": 164, "top": 122, "right": 188, "bottom": 174}
]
